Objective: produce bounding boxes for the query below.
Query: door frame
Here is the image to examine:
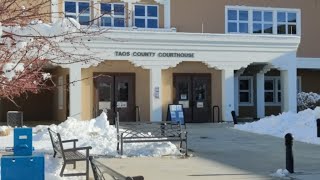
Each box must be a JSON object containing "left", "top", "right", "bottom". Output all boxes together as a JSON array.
[
  {"left": 93, "top": 72, "right": 136, "bottom": 121},
  {"left": 173, "top": 73, "right": 212, "bottom": 123}
]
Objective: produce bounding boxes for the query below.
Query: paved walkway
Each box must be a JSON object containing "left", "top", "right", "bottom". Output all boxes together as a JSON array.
[{"left": 93, "top": 123, "right": 320, "bottom": 180}]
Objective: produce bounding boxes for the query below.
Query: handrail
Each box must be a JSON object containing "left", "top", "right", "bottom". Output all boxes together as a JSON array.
[{"left": 212, "top": 105, "right": 221, "bottom": 123}]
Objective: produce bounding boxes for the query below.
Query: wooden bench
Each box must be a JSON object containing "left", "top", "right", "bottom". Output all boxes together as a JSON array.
[
  {"left": 48, "top": 128, "right": 92, "bottom": 180},
  {"left": 89, "top": 156, "right": 144, "bottom": 180},
  {"left": 115, "top": 113, "right": 188, "bottom": 156}
]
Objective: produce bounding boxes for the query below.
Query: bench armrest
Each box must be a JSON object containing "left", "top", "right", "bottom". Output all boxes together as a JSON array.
[
  {"left": 62, "top": 139, "right": 78, "bottom": 143},
  {"left": 64, "top": 146, "right": 92, "bottom": 152}
]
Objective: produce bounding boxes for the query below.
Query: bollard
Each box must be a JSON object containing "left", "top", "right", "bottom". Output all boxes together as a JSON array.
[
  {"left": 231, "top": 111, "right": 238, "bottom": 125},
  {"left": 317, "top": 119, "right": 320, "bottom": 138},
  {"left": 285, "top": 133, "right": 294, "bottom": 173}
]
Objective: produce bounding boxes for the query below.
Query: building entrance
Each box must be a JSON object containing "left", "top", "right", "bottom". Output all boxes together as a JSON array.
[
  {"left": 94, "top": 73, "right": 135, "bottom": 123},
  {"left": 173, "top": 74, "right": 211, "bottom": 123}
]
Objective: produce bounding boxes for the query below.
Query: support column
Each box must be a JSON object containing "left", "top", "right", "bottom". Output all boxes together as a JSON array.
[
  {"left": 221, "top": 69, "right": 235, "bottom": 122},
  {"left": 164, "top": 0, "right": 171, "bottom": 29},
  {"left": 256, "top": 72, "right": 265, "bottom": 118},
  {"left": 69, "top": 66, "right": 82, "bottom": 119},
  {"left": 150, "top": 68, "right": 162, "bottom": 122},
  {"left": 281, "top": 67, "right": 297, "bottom": 113}
]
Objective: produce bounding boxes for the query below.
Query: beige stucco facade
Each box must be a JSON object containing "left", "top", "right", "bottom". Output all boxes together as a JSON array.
[{"left": 171, "top": 0, "right": 320, "bottom": 58}]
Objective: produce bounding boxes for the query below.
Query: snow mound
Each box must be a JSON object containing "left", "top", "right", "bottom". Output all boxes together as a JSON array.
[
  {"left": 270, "top": 169, "right": 290, "bottom": 179},
  {"left": 234, "top": 107, "right": 320, "bottom": 145},
  {"left": 33, "top": 112, "right": 180, "bottom": 157}
]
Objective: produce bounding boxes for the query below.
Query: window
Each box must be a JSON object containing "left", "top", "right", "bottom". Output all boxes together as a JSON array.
[
  {"left": 134, "top": 5, "right": 158, "bottom": 28},
  {"left": 65, "top": 1, "right": 90, "bottom": 25},
  {"left": 227, "top": 9, "right": 249, "bottom": 33},
  {"left": 239, "top": 77, "right": 253, "bottom": 105},
  {"left": 277, "top": 12, "right": 297, "bottom": 34},
  {"left": 100, "top": 3, "right": 125, "bottom": 27},
  {"left": 226, "top": 6, "right": 300, "bottom": 35},
  {"left": 253, "top": 11, "right": 273, "bottom": 34},
  {"left": 264, "top": 76, "right": 301, "bottom": 105}
]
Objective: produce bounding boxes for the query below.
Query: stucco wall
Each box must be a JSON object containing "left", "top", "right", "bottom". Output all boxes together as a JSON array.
[
  {"left": 162, "top": 62, "right": 222, "bottom": 122},
  {"left": 81, "top": 61, "right": 150, "bottom": 121},
  {"left": 171, "top": 0, "right": 320, "bottom": 58},
  {"left": 298, "top": 69, "right": 320, "bottom": 93}
]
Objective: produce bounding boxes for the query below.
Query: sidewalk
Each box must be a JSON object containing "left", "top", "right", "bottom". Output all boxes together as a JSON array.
[{"left": 93, "top": 123, "right": 320, "bottom": 180}]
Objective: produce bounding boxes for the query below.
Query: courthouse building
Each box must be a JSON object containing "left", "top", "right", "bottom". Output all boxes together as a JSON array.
[{"left": 1, "top": 0, "right": 320, "bottom": 123}]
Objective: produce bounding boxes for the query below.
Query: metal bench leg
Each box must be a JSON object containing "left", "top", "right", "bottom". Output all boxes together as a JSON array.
[
  {"left": 86, "top": 159, "right": 89, "bottom": 180},
  {"left": 53, "top": 151, "right": 57, "bottom": 158},
  {"left": 73, "top": 161, "right": 76, "bottom": 169},
  {"left": 60, "top": 163, "right": 66, "bottom": 177},
  {"left": 121, "top": 138, "right": 124, "bottom": 155}
]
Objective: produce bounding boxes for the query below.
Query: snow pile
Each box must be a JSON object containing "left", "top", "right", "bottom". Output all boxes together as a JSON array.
[
  {"left": 297, "top": 92, "right": 320, "bottom": 111},
  {"left": 235, "top": 107, "right": 320, "bottom": 144},
  {"left": 270, "top": 169, "right": 290, "bottom": 178},
  {"left": 32, "top": 112, "right": 180, "bottom": 157}
]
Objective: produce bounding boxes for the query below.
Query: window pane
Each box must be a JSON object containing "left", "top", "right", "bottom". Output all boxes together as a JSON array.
[
  {"left": 65, "top": 2, "right": 76, "bottom": 13},
  {"left": 195, "top": 83, "right": 206, "bottom": 101},
  {"left": 277, "top": 12, "right": 286, "bottom": 22},
  {"left": 118, "top": 82, "right": 128, "bottom": 101},
  {"left": 228, "top": 10, "right": 237, "bottom": 20},
  {"left": 114, "top": 18, "right": 125, "bottom": 27},
  {"left": 101, "top": 3, "right": 111, "bottom": 14},
  {"left": 135, "top": 5, "right": 145, "bottom": 16},
  {"left": 253, "top": 23, "right": 262, "bottom": 33},
  {"left": 240, "top": 92, "right": 250, "bottom": 103},
  {"left": 147, "top": 19, "right": 158, "bottom": 28},
  {"left": 101, "top": 17, "right": 111, "bottom": 26},
  {"left": 288, "top": 13, "right": 297, "bottom": 23},
  {"left": 79, "top": 2, "right": 90, "bottom": 14},
  {"left": 277, "top": 80, "right": 281, "bottom": 90},
  {"left": 79, "top": 16, "right": 90, "bottom": 25},
  {"left": 178, "top": 82, "right": 189, "bottom": 100},
  {"left": 277, "top": 24, "right": 286, "bottom": 34},
  {"left": 147, "top": 6, "right": 158, "bottom": 17},
  {"left": 288, "top": 25, "right": 297, "bottom": 34},
  {"left": 239, "top": 11, "right": 248, "bottom": 21},
  {"left": 239, "top": 80, "right": 249, "bottom": 90},
  {"left": 228, "top": 22, "right": 237, "bottom": 33},
  {"left": 99, "top": 82, "right": 111, "bottom": 101},
  {"left": 135, "top": 18, "right": 145, "bottom": 27},
  {"left": 264, "top": 11, "right": 273, "bottom": 22},
  {"left": 265, "top": 80, "right": 274, "bottom": 90},
  {"left": 114, "top": 4, "right": 125, "bottom": 16},
  {"left": 253, "top": 11, "right": 262, "bottom": 21},
  {"left": 264, "top": 24, "right": 273, "bottom": 34},
  {"left": 239, "top": 23, "right": 248, "bottom": 33},
  {"left": 265, "top": 92, "right": 274, "bottom": 102},
  {"left": 278, "top": 92, "right": 281, "bottom": 102}
]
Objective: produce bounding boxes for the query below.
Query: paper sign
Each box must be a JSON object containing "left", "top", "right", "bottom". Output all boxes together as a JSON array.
[
  {"left": 179, "top": 101, "right": 189, "bottom": 108},
  {"left": 117, "top": 101, "right": 127, "bottom": 108},
  {"left": 99, "top": 101, "right": 111, "bottom": 110},
  {"left": 167, "top": 104, "right": 185, "bottom": 125},
  {"left": 197, "top": 102, "right": 204, "bottom": 108},
  {"left": 180, "top": 94, "right": 187, "bottom": 100},
  {"left": 170, "top": 105, "right": 177, "bottom": 111},
  {"left": 170, "top": 112, "right": 176, "bottom": 118},
  {"left": 178, "top": 112, "right": 184, "bottom": 118},
  {"left": 154, "top": 86, "right": 160, "bottom": 99}
]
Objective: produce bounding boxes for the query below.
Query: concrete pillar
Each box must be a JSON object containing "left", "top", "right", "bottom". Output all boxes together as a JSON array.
[
  {"left": 281, "top": 68, "right": 297, "bottom": 113},
  {"left": 69, "top": 66, "right": 82, "bottom": 119},
  {"left": 150, "top": 68, "right": 162, "bottom": 122},
  {"left": 256, "top": 72, "right": 265, "bottom": 118},
  {"left": 221, "top": 69, "right": 235, "bottom": 122}
]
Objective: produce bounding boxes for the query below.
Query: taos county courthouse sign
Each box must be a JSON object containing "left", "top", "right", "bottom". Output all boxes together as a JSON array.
[{"left": 115, "top": 51, "right": 195, "bottom": 58}]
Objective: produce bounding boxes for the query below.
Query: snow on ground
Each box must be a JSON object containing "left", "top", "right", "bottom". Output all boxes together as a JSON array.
[
  {"left": 270, "top": 169, "right": 290, "bottom": 179},
  {"left": 235, "top": 107, "right": 320, "bottom": 145},
  {"left": 0, "top": 112, "right": 180, "bottom": 179}
]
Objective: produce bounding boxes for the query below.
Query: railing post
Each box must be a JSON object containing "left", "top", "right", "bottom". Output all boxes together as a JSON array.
[
  {"left": 285, "top": 133, "right": 294, "bottom": 173},
  {"left": 231, "top": 111, "right": 238, "bottom": 125}
]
